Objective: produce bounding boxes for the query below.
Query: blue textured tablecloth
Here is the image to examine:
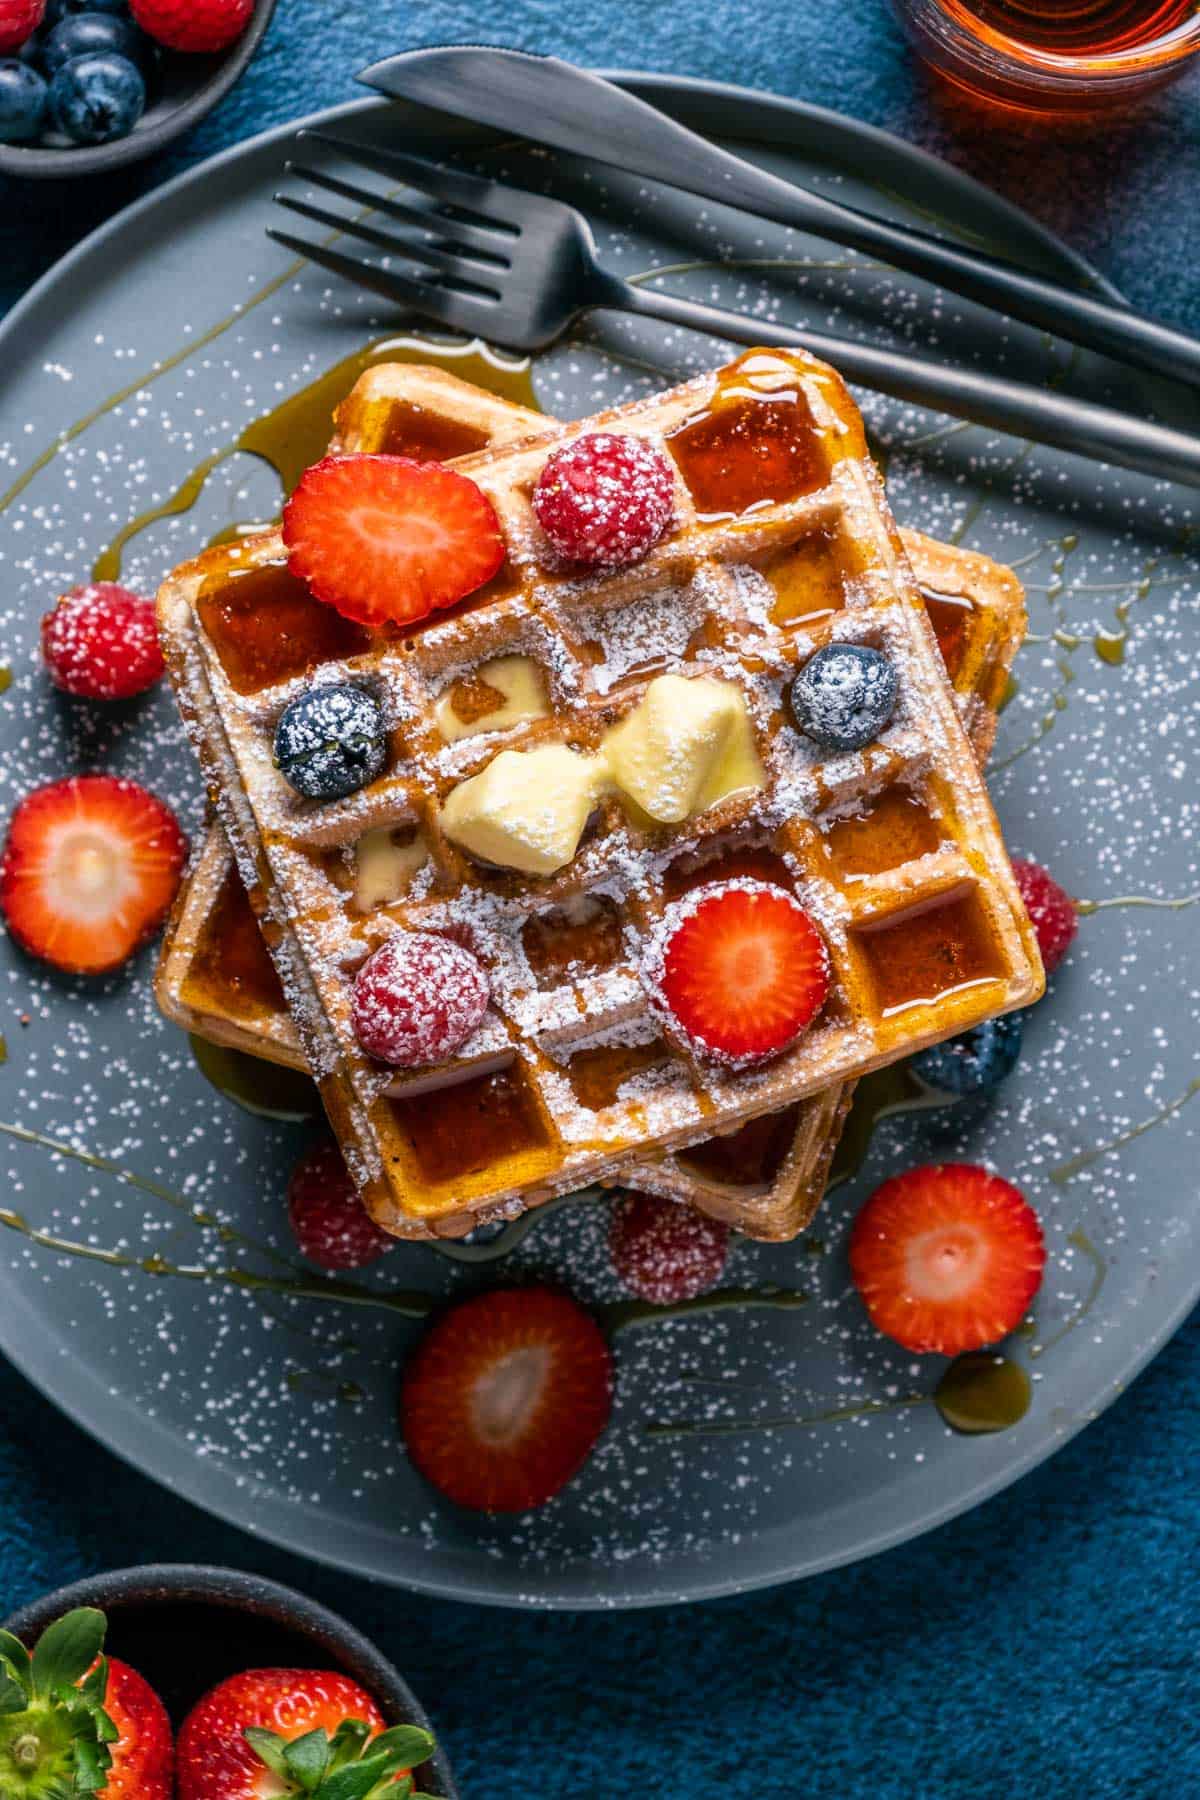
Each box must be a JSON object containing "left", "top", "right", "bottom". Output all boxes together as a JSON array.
[{"left": 3, "top": 6, "right": 1199, "bottom": 1796}]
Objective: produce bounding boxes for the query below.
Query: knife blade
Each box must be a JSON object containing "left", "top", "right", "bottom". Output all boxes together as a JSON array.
[{"left": 359, "top": 45, "right": 1200, "bottom": 393}]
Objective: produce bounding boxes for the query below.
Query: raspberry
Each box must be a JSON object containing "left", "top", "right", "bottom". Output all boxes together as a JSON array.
[
  {"left": 41, "top": 582, "right": 164, "bottom": 700},
  {"left": 609, "top": 1191, "right": 729, "bottom": 1304},
  {"left": 287, "top": 1139, "right": 392, "bottom": 1271},
  {"left": 0, "top": 0, "right": 44, "bottom": 53},
  {"left": 351, "top": 931, "right": 490, "bottom": 1067},
  {"left": 533, "top": 432, "right": 675, "bottom": 569},
  {"left": 129, "top": 0, "right": 252, "bottom": 51},
  {"left": 1011, "top": 857, "right": 1077, "bottom": 974}
]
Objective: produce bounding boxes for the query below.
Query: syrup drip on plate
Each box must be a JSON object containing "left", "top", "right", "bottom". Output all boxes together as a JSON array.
[
  {"left": 91, "top": 335, "right": 537, "bottom": 582},
  {"left": 643, "top": 1356, "right": 1031, "bottom": 1441}
]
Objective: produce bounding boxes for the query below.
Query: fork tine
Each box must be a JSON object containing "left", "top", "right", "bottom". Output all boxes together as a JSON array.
[
  {"left": 286, "top": 162, "right": 512, "bottom": 261},
  {"left": 265, "top": 229, "right": 497, "bottom": 336},
  {"left": 297, "top": 129, "right": 525, "bottom": 229},
  {"left": 273, "top": 195, "right": 504, "bottom": 294}
]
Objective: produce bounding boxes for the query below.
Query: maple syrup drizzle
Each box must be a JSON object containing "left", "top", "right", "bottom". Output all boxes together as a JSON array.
[
  {"left": 854, "top": 889, "right": 1006, "bottom": 1016},
  {"left": 750, "top": 529, "right": 848, "bottom": 628},
  {"left": 89, "top": 334, "right": 536, "bottom": 584},
  {"left": 186, "top": 867, "right": 286, "bottom": 1016},
  {"left": 917, "top": 583, "right": 975, "bottom": 681},
  {"left": 521, "top": 895, "right": 625, "bottom": 986},
  {"left": 823, "top": 787, "right": 944, "bottom": 881},
  {"left": 666, "top": 354, "right": 830, "bottom": 519},
  {"left": 566, "top": 1039, "right": 673, "bottom": 1111},
  {"left": 196, "top": 559, "right": 371, "bottom": 697},
  {"left": 389, "top": 1063, "right": 552, "bottom": 1185},
  {"left": 662, "top": 842, "right": 795, "bottom": 901}
]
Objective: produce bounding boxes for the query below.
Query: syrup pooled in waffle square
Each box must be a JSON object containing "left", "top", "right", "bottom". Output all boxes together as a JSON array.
[
  {"left": 157, "top": 348, "right": 1042, "bottom": 1240},
  {"left": 155, "top": 364, "right": 1027, "bottom": 1241}
]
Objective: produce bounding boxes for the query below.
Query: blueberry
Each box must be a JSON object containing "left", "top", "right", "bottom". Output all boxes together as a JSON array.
[
  {"left": 787, "top": 644, "right": 899, "bottom": 753},
  {"left": 17, "top": 32, "right": 47, "bottom": 67},
  {"left": 274, "top": 683, "right": 387, "bottom": 801},
  {"left": 911, "top": 1011, "right": 1025, "bottom": 1097},
  {"left": 43, "top": 0, "right": 131, "bottom": 25},
  {"left": 44, "top": 14, "right": 149, "bottom": 77},
  {"left": 0, "top": 58, "right": 47, "bottom": 140},
  {"left": 48, "top": 51, "right": 144, "bottom": 143}
]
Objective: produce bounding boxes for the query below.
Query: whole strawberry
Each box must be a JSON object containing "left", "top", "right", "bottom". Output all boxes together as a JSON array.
[
  {"left": 129, "top": 0, "right": 252, "bottom": 53},
  {"left": 176, "top": 1667, "right": 438, "bottom": 1799},
  {"left": 0, "top": 1606, "right": 172, "bottom": 1798},
  {"left": 0, "top": 0, "right": 44, "bottom": 54}
]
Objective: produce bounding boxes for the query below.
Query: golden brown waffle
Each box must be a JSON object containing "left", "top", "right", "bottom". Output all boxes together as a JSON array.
[
  {"left": 157, "top": 348, "right": 1042, "bottom": 1240},
  {"left": 156, "top": 364, "right": 1025, "bottom": 1242}
]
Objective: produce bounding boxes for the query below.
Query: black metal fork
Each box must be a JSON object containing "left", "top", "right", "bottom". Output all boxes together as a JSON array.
[{"left": 269, "top": 130, "right": 1200, "bottom": 489}]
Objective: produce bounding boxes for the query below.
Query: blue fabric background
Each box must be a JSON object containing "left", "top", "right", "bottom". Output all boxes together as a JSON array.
[{"left": 2, "top": 5, "right": 1199, "bottom": 1795}]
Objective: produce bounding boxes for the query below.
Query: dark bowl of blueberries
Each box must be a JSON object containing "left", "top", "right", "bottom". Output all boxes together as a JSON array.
[{"left": 0, "top": 0, "right": 277, "bottom": 176}]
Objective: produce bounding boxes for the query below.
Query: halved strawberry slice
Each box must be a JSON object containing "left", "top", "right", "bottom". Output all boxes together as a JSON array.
[
  {"left": 849, "top": 1162, "right": 1046, "bottom": 1355},
  {"left": 282, "top": 454, "right": 506, "bottom": 629},
  {"left": 643, "top": 878, "right": 830, "bottom": 1067},
  {"left": 400, "top": 1286, "right": 613, "bottom": 1513},
  {"left": 0, "top": 775, "right": 187, "bottom": 974}
]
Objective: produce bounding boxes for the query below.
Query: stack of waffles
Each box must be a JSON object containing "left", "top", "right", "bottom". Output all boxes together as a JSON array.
[{"left": 156, "top": 348, "right": 1038, "bottom": 1242}]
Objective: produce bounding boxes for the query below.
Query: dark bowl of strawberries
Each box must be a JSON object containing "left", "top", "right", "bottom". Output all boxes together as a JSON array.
[
  {"left": 0, "top": 0, "right": 278, "bottom": 178},
  {"left": 0, "top": 1563, "right": 459, "bottom": 1798}
]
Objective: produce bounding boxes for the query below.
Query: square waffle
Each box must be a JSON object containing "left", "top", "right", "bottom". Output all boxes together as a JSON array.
[
  {"left": 156, "top": 348, "right": 1042, "bottom": 1241},
  {"left": 155, "top": 364, "right": 1026, "bottom": 1241}
]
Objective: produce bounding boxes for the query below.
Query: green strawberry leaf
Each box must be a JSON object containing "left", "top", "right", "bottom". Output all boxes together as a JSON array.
[
  {"left": 284, "top": 1726, "right": 333, "bottom": 1791},
  {"left": 244, "top": 1726, "right": 292, "bottom": 1780},
  {"left": 0, "top": 1630, "right": 33, "bottom": 1696},
  {"left": 317, "top": 1750, "right": 397, "bottom": 1800},
  {"left": 326, "top": 1718, "right": 373, "bottom": 1770},
  {"left": 0, "top": 1667, "right": 28, "bottom": 1715},
  {"left": 72, "top": 1732, "right": 112, "bottom": 1794},
  {"left": 30, "top": 1610, "right": 107, "bottom": 1701},
  {"left": 77, "top": 1656, "right": 109, "bottom": 1711},
  {"left": 369, "top": 1725, "right": 435, "bottom": 1767}
]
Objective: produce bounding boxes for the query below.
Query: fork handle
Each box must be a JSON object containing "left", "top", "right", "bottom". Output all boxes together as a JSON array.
[
  {"left": 363, "top": 49, "right": 1200, "bottom": 391},
  {"left": 605, "top": 276, "right": 1200, "bottom": 490}
]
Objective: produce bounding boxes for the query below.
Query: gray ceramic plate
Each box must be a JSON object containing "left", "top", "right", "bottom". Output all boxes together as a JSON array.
[{"left": 1, "top": 77, "right": 1197, "bottom": 1610}]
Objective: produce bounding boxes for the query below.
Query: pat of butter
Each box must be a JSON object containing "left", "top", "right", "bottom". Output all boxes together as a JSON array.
[
  {"left": 353, "top": 826, "right": 429, "bottom": 911},
  {"left": 434, "top": 654, "right": 550, "bottom": 744},
  {"left": 604, "top": 674, "right": 765, "bottom": 824},
  {"left": 440, "top": 744, "right": 605, "bottom": 876}
]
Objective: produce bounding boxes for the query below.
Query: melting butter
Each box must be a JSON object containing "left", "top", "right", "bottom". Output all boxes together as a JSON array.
[
  {"left": 439, "top": 675, "right": 766, "bottom": 875},
  {"left": 435, "top": 654, "right": 550, "bottom": 744},
  {"left": 606, "top": 673, "right": 764, "bottom": 824},
  {"left": 353, "top": 826, "right": 430, "bottom": 910},
  {"left": 441, "top": 743, "right": 606, "bottom": 875}
]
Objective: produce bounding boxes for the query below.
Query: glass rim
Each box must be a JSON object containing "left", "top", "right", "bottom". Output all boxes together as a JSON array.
[{"left": 913, "top": 0, "right": 1200, "bottom": 80}]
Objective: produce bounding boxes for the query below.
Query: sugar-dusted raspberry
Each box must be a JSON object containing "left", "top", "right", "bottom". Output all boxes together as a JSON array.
[
  {"left": 532, "top": 432, "right": 675, "bottom": 569},
  {"left": 41, "top": 582, "right": 164, "bottom": 700},
  {"left": 287, "top": 1139, "right": 392, "bottom": 1270},
  {"left": 1011, "top": 857, "right": 1077, "bottom": 974},
  {"left": 351, "top": 931, "right": 490, "bottom": 1067},
  {"left": 609, "top": 1191, "right": 729, "bottom": 1304}
]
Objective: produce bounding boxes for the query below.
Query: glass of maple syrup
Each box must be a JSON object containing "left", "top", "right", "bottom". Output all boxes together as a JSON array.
[{"left": 890, "top": 0, "right": 1200, "bottom": 111}]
